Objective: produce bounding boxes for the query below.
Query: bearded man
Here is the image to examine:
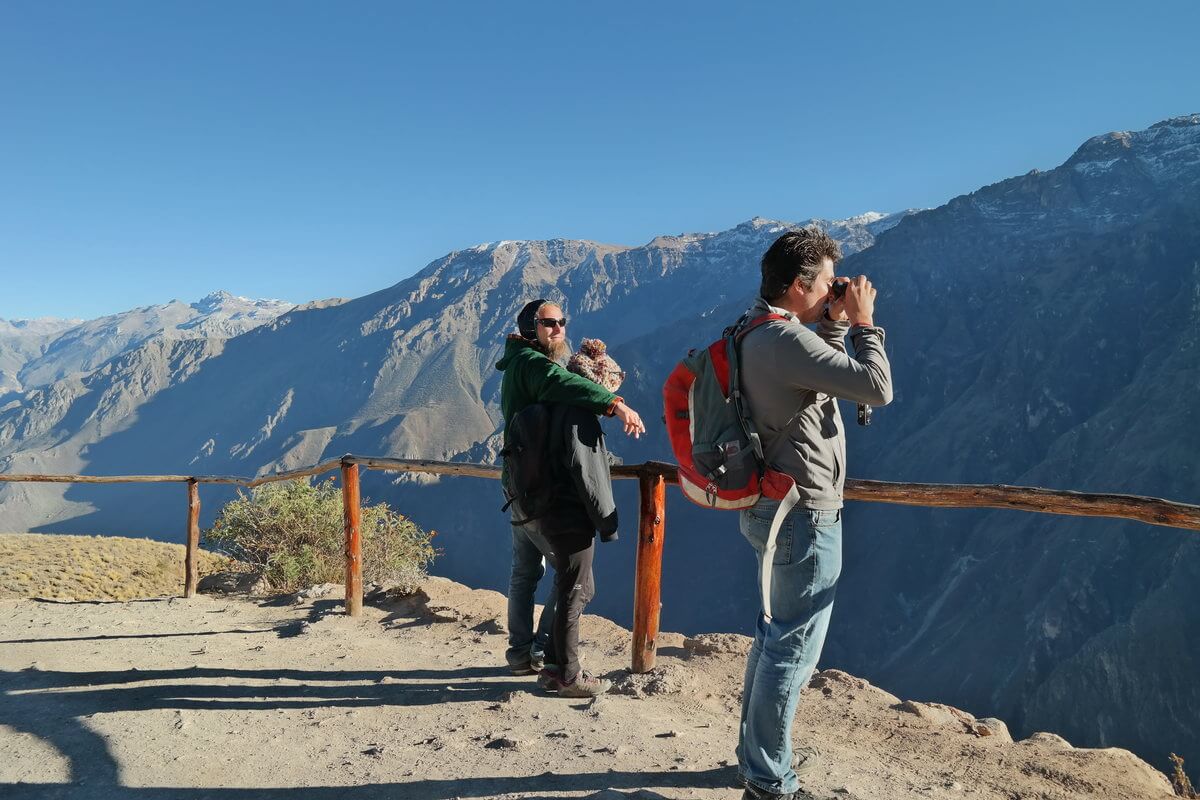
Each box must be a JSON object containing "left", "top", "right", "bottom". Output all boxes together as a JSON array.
[{"left": 495, "top": 299, "right": 644, "bottom": 690}]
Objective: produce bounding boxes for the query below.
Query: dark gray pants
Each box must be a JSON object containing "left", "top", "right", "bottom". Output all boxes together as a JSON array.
[
  {"left": 505, "top": 519, "right": 556, "bottom": 669},
  {"left": 543, "top": 529, "right": 596, "bottom": 683}
]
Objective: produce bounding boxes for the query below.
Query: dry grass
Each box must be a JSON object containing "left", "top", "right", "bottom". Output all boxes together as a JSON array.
[{"left": 0, "top": 532, "right": 237, "bottom": 601}]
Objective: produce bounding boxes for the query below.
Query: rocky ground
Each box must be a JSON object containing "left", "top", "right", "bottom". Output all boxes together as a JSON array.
[{"left": 0, "top": 537, "right": 1179, "bottom": 800}]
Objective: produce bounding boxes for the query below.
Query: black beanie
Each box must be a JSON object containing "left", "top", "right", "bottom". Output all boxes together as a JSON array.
[{"left": 517, "top": 298, "right": 549, "bottom": 339}]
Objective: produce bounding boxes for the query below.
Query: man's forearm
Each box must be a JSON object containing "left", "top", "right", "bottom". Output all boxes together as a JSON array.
[{"left": 816, "top": 315, "right": 850, "bottom": 354}]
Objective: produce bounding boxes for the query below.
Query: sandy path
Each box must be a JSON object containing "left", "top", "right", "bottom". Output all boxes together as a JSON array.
[{"left": 0, "top": 577, "right": 1175, "bottom": 800}]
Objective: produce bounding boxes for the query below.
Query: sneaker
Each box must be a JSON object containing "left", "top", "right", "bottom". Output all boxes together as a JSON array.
[
  {"left": 557, "top": 672, "right": 612, "bottom": 698},
  {"left": 537, "top": 664, "right": 563, "bottom": 691},
  {"left": 508, "top": 660, "right": 536, "bottom": 676},
  {"left": 506, "top": 651, "right": 546, "bottom": 676}
]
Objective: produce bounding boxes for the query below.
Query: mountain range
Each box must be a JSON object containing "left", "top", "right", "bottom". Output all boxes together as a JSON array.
[
  {"left": 0, "top": 291, "right": 293, "bottom": 399},
  {"left": 0, "top": 115, "right": 1197, "bottom": 772}
]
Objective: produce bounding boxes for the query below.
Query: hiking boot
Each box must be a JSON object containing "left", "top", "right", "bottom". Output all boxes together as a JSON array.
[
  {"left": 742, "top": 785, "right": 810, "bottom": 800},
  {"left": 557, "top": 672, "right": 611, "bottom": 698},
  {"left": 536, "top": 664, "right": 564, "bottom": 691},
  {"left": 506, "top": 651, "right": 545, "bottom": 676},
  {"left": 741, "top": 785, "right": 795, "bottom": 800},
  {"left": 739, "top": 748, "right": 820, "bottom": 800}
]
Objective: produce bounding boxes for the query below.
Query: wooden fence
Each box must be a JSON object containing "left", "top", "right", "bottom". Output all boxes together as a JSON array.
[{"left": 3, "top": 455, "right": 1199, "bottom": 673}]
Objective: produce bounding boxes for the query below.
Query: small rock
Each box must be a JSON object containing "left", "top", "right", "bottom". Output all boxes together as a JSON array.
[
  {"left": 297, "top": 582, "right": 340, "bottom": 599},
  {"left": 594, "top": 745, "right": 623, "bottom": 756},
  {"left": 546, "top": 729, "right": 571, "bottom": 739},
  {"left": 485, "top": 736, "right": 521, "bottom": 750},
  {"left": 197, "top": 571, "right": 271, "bottom": 596},
  {"left": 892, "top": 700, "right": 969, "bottom": 727},
  {"left": 810, "top": 669, "right": 868, "bottom": 691},
  {"left": 1023, "top": 731, "right": 1072, "bottom": 748},
  {"left": 655, "top": 730, "right": 679, "bottom": 738},
  {"left": 609, "top": 665, "right": 694, "bottom": 698},
  {"left": 362, "top": 745, "right": 384, "bottom": 758},
  {"left": 683, "top": 632, "right": 752, "bottom": 657},
  {"left": 377, "top": 676, "right": 402, "bottom": 685},
  {"left": 971, "top": 717, "right": 1013, "bottom": 742}
]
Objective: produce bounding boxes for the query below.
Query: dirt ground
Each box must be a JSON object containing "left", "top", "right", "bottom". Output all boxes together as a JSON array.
[{"left": 0, "top": 578, "right": 1178, "bottom": 798}]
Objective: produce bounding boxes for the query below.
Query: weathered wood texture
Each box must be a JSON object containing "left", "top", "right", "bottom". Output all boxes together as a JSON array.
[
  {"left": 184, "top": 479, "right": 200, "bottom": 598},
  {"left": 341, "top": 460, "right": 363, "bottom": 617},
  {"left": 840, "top": 479, "right": 1200, "bottom": 531},
  {"left": 631, "top": 472, "right": 667, "bottom": 673},
  {"left": 244, "top": 459, "right": 345, "bottom": 488},
  {"left": 0, "top": 474, "right": 199, "bottom": 484},
  {"left": 352, "top": 457, "right": 502, "bottom": 480}
]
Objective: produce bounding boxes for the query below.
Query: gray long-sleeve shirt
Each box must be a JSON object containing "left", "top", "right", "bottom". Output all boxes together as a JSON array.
[{"left": 738, "top": 296, "right": 893, "bottom": 510}]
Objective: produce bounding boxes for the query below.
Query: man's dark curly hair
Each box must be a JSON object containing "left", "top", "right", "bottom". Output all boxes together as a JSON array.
[{"left": 759, "top": 227, "right": 842, "bottom": 301}]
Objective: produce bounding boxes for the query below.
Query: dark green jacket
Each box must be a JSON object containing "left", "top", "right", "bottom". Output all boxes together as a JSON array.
[{"left": 496, "top": 335, "right": 618, "bottom": 445}]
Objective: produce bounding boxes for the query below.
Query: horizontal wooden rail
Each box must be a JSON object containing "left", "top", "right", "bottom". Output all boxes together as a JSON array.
[
  {"left": 3, "top": 456, "right": 1197, "bottom": 531},
  {"left": 842, "top": 479, "right": 1200, "bottom": 531}
]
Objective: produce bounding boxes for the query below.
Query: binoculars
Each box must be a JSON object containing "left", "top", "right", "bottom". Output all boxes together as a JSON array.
[{"left": 828, "top": 279, "right": 872, "bottom": 427}]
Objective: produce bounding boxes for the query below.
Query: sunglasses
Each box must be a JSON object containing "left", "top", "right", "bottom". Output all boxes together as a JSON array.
[{"left": 536, "top": 317, "right": 567, "bottom": 328}]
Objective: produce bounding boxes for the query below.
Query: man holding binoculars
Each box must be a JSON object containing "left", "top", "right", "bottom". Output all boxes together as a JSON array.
[{"left": 734, "top": 228, "right": 893, "bottom": 800}]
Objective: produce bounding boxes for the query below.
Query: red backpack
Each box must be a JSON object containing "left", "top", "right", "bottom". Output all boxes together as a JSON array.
[{"left": 662, "top": 312, "right": 802, "bottom": 620}]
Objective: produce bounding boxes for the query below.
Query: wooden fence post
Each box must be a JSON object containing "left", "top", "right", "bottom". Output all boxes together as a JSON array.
[
  {"left": 184, "top": 479, "right": 200, "bottom": 598},
  {"left": 341, "top": 459, "right": 363, "bottom": 616},
  {"left": 631, "top": 470, "right": 667, "bottom": 673}
]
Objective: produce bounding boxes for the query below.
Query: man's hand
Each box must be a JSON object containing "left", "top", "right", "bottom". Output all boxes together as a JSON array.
[
  {"left": 826, "top": 279, "right": 849, "bottom": 321},
  {"left": 613, "top": 401, "right": 646, "bottom": 438},
  {"left": 844, "top": 275, "right": 877, "bottom": 327}
]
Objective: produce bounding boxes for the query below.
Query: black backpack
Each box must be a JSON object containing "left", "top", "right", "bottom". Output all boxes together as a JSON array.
[{"left": 500, "top": 403, "right": 564, "bottom": 526}]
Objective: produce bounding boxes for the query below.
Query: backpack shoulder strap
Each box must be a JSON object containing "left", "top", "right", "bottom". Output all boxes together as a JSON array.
[{"left": 727, "top": 312, "right": 793, "bottom": 465}]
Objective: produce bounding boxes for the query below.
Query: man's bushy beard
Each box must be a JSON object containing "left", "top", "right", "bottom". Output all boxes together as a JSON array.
[
  {"left": 546, "top": 338, "right": 571, "bottom": 365},
  {"left": 534, "top": 338, "right": 572, "bottom": 365}
]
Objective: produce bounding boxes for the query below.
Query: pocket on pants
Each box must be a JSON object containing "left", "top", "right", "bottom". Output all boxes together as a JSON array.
[{"left": 741, "top": 508, "right": 794, "bottom": 566}]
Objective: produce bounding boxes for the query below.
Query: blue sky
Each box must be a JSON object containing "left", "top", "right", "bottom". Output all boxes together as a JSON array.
[{"left": 2, "top": 0, "right": 1198, "bottom": 320}]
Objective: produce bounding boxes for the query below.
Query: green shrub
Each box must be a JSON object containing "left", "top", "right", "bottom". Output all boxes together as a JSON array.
[{"left": 203, "top": 479, "right": 436, "bottom": 593}]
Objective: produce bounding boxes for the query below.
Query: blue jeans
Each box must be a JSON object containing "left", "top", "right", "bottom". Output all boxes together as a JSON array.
[
  {"left": 505, "top": 518, "right": 557, "bottom": 668},
  {"left": 737, "top": 501, "right": 842, "bottom": 796}
]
